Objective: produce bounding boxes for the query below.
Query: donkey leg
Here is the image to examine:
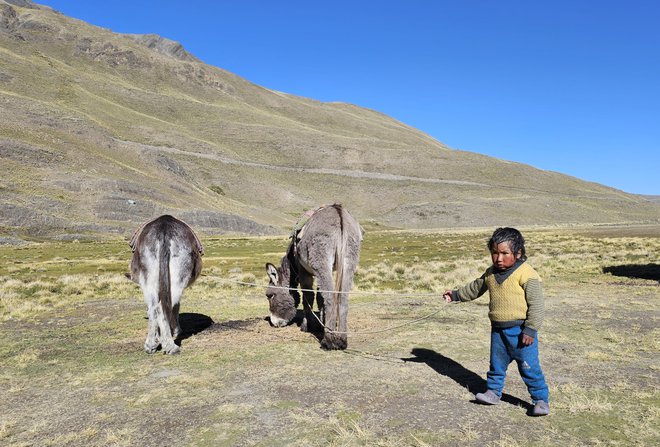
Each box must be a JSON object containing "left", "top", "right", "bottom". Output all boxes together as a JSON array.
[
  {"left": 316, "top": 288, "right": 325, "bottom": 325},
  {"left": 140, "top": 267, "right": 161, "bottom": 354},
  {"left": 298, "top": 270, "right": 316, "bottom": 332},
  {"left": 170, "top": 280, "right": 185, "bottom": 340},
  {"left": 323, "top": 298, "right": 348, "bottom": 351},
  {"left": 172, "top": 302, "right": 181, "bottom": 339},
  {"left": 144, "top": 293, "right": 160, "bottom": 354},
  {"left": 170, "top": 250, "right": 193, "bottom": 340},
  {"left": 336, "top": 266, "right": 357, "bottom": 350},
  {"left": 155, "top": 301, "right": 180, "bottom": 355},
  {"left": 317, "top": 271, "right": 344, "bottom": 350},
  {"left": 336, "top": 294, "right": 349, "bottom": 349}
]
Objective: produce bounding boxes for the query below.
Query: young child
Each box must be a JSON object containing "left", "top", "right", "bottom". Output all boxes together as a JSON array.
[{"left": 443, "top": 227, "right": 550, "bottom": 416}]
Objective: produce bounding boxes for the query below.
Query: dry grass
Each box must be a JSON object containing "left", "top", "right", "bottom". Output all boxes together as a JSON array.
[{"left": 0, "top": 225, "right": 658, "bottom": 446}]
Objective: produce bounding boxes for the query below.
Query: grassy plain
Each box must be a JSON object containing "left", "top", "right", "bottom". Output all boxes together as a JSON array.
[{"left": 0, "top": 225, "right": 658, "bottom": 446}]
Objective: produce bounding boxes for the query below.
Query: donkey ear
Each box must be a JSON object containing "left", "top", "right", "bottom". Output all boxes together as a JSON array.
[{"left": 266, "top": 263, "right": 279, "bottom": 284}]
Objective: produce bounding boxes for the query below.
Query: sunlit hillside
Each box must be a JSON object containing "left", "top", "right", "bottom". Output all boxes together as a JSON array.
[{"left": 1, "top": 0, "right": 658, "bottom": 242}]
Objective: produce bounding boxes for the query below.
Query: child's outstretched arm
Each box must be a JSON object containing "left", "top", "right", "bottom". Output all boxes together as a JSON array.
[{"left": 443, "top": 275, "right": 488, "bottom": 303}]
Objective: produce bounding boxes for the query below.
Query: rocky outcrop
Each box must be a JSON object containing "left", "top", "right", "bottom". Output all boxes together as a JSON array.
[
  {"left": 126, "top": 33, "right": 199, "bottom": 62},
  {"left": 0, "top": 3, "right": 19, "bottom": 33},
  {"left": 3, "top": 0, "right": 38, "bottom": 9}
]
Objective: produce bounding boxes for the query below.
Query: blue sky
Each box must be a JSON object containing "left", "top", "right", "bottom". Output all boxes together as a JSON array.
[{"left": 40, "top": 1, "right": 659, "bottom": 195}]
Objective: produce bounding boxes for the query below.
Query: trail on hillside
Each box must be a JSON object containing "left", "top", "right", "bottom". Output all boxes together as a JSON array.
[
  {"left": 116, "top": 138, "right": 486, "bottom": 187},
  {"left": 118, "top": 139, "right": 640, "bottom": 201}
]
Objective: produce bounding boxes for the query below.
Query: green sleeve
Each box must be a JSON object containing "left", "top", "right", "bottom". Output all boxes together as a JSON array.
[
  {"left": 522, "top": 278, "right": 544, "bottom": 336},
  {"left": 454, "top": 274, "right": 488, "bottom": 302}
]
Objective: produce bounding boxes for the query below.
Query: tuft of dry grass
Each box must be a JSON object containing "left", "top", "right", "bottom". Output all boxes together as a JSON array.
[
  {"left": 553, "top": 383, "right": 614, "bottom": 414},
  {"left": 0, "top": 273, "right": 137, "bottom": 321}
]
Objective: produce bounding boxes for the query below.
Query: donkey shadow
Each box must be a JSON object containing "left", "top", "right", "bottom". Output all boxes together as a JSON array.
[
  {"left": 603, "top": 263, "right": 660, "bottom": 282},
  {"left": 139, "top": 312, "right": 212, "bottom": 351},
  {"left": 177, "top": 312, "right": 214, "bottom": 342},
  {"left": 402, "top": 348, "right": 532, "bottom": 412},
  {"left": 265, "top": 309, "right": 326, "bottom": 343}
]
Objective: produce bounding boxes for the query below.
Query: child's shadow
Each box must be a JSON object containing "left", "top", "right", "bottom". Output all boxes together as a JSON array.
[{"left": 402, "top": 348, "right": 532, "bottom": 411}]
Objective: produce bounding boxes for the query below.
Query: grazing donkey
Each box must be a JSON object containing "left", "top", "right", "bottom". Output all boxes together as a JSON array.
[
  {"left": 129, "top": 215, "right": 203, "bottom": 354},
  {"left": 265, "top": 204, "right": 362, "bottom": 350}
]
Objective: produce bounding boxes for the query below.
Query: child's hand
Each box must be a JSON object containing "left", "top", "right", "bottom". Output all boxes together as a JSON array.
[
  {"left": 521, "top": 334, "right": 535, "bottom": 346},
  {"left": 442, "top": 290, "right": 454, "bottom": 303}
]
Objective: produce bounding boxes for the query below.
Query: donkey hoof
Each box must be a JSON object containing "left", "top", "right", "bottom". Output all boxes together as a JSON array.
[
  {"left": 320, "top": 336, "right": 347, "bottom": 351},
  {"left": 163, "top": 343, "right": 181, "bottom": 355},
  {"left": 144, "top": 344, "right": 158, "bottom": 354}
]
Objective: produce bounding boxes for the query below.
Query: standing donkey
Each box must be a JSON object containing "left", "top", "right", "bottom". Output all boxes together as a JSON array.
[
  {"left": 129, "top": 215, "right": 203, "bottom": 354},
  {"left": 265, "top": 204, "right": 362, "bottom": 350}
]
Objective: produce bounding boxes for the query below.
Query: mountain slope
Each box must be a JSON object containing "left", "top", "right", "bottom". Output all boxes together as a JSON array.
[{"left": 1, "top": 0, "right": 658, "bottom": 240}]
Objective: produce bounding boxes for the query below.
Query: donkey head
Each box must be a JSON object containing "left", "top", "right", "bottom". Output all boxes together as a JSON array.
[{"left": 265, "top": 257, "right": 298, "bottom": 327}]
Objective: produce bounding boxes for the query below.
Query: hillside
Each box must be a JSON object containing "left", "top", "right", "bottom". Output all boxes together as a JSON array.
[{"left": 1, "top": 0, "right": 658, "bottom": 241}]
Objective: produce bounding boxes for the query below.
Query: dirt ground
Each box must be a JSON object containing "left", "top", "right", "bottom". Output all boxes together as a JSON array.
[{"left": 1, "top": 228, "right": 658, "bottom": 446}]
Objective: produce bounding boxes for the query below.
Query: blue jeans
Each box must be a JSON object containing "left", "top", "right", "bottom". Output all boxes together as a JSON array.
[{"left": 487, "top": 325, "right": 549, "bottom": 403}]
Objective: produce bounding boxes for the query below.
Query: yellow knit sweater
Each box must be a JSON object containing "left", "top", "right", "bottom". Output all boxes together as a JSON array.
[
  {"left": 485, "top": 263, "right": 539, "bottom": 322},
  {"left": 455, "top": 261, "right": 544, "bottom": 334}
]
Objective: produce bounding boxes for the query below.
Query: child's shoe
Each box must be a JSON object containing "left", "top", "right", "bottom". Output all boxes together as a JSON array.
[
  {"left": 475, "top": 390, "right": 501, "bottom": 405},
  {"left": 532, "top": 400, "right": 550, "bottom": 416}
]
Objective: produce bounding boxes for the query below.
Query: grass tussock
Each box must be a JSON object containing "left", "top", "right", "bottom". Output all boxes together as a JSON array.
[
  {"left": 355, "top": 258, "right": 486, "bottom": 294},
  {"left": 0, "top": 274, "right": 136, "bottom": 321},
  {"left": 554, "top": 383, "right": 615, "bottom": 414}
]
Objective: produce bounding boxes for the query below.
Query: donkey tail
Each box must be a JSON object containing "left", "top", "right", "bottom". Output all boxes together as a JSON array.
[
  {"left": 332, "top": 205, "right": 349, "bottom": 332},
  {"left": 333, "top": 227, "right": 347, "bottom": 307},
  {"left": 158, "top": 234, "right": 175, "bottom": 333}
]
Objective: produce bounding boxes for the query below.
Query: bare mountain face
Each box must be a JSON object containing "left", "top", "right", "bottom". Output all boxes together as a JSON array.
[{"left": 1, "top": 1, "right": 658, "bottom": 241}]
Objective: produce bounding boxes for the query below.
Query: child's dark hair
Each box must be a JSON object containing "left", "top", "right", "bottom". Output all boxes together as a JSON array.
[{"left": 488, "top": 227, "right": 526, "bottom": 260}]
